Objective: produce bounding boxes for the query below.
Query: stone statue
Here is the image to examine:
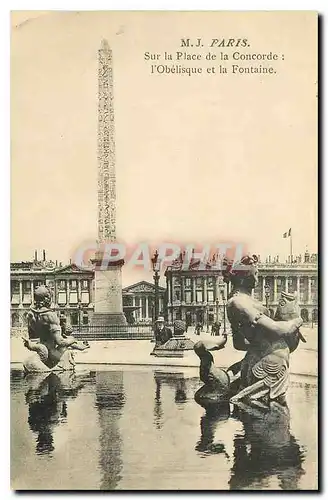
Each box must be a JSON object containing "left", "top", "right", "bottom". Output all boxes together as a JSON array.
[
  {"left": 193, "top": 255, "right": 304, "bottom": 406},
  {"left": 23, "top": 285, "right": 90, "bottom": 373},
  {"left": 193, "top": 336, "right": 242, "bottom": 407},
  {"left": 224, "top": 255, "right": 303, "bottom": 404}
]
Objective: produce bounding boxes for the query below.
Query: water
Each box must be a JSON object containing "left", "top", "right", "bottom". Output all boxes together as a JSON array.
[{"left": 11, "top": 366, "right": 318, "bottom": 491}]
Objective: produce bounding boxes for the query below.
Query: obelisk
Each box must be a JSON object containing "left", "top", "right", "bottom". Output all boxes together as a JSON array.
[{"left": 92, "top": 39, "right": 126, "bottom": 326}]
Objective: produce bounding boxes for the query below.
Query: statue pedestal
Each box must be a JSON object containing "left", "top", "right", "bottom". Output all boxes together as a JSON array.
[
  {"left": 91, "top": 312, "right": 127, "bottom": 326},
  {"left": 151, "top": 335, "right": 194, "bottom": 358},
  {"left": 92, "top": 258, "right": 127, "bottom": 327},
  {"left": 23, "top": 350, "right": 75, "bottom": 373}
]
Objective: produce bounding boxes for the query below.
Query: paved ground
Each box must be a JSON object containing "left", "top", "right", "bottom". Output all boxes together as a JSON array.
[{"left": 11, "top": 326, "right": 318, "bottom": 377}]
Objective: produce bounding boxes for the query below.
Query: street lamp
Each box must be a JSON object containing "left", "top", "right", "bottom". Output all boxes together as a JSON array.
[
  {"left": 215, "top": 297, "right": 219, "bottom": 323},
  {"left": 219, "top": 282, "right": 227, "bottom": 335},
  {"left": 59, "top": 313, "right": 67, "bottom": 336},
  {"left": 264, "top": 284, "right": 271, "bottom": 310},
  {"left": 78, "top": 301, "right": 82, "bottom": 333},
  {"left": 151, "top": 250, "right": 161, "bottom": 321}
]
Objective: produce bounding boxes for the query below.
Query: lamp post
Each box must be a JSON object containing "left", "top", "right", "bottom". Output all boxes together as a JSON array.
[
  {"left": 151, "top": 250, "right": 161, "bottom": 321},
  {"left": 151, "top": 297, "right": 155, "bottom": 324},
  {"left": 264, "top": 284, "right": 271, "bottom": 310},
  {"left": 78, "top": 301, "right": 82, "bottom": 333},
  {"left": 59, "top": 313, "right": 67, "bottom": 336},
  {"left": 215, "top": 297, "right": 219, "bottom": 323},
  {"left": 219, "top": 282, "right": 227, "bottom": 335}
]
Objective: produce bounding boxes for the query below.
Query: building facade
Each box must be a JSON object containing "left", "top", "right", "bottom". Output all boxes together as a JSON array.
[
  {"left": 11, "top": 250, "right": 318, "bottom": 333},
  {"left": 164, "top": 256, "right": 226, "bottom": 328},
  {"left": 122, "top": 281, "right": 166, "bottom": 324},
  {"left": 255, "top": 251, "right": 318, "bottom": 324},
  {"left": 10, "top": 255, "right": 166, "bottom": 332},
  {"left": 10, "top": 256, "right": 95, "bottom": 332},
  {"left": 164, "top": 251, "right": 318, "bottom": 328}
]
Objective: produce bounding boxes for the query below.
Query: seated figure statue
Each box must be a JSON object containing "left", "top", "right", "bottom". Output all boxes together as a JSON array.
[
  {"left": 225, "top": 254, "right": 303, "bottom": 404},
  {"left": 194, "top": 255, "right": 304, "bottom": 407},
  {"left": 23, "top": 285, "right": 90, "bottom": 373}
]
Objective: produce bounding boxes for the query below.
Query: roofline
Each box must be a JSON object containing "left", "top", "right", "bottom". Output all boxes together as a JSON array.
[{"left": 123, "top": 280, "right": 166, "bottom": 292}]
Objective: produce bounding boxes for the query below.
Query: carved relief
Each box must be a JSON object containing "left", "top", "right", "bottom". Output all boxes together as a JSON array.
[
  {"left": 132, "top": 284, "right": 154, "bottom": 293},
  {"left": 124, "top": 281, "right": 165, "bottom": 294}
]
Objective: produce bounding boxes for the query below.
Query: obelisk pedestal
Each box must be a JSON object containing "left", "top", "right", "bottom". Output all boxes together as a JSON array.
[{"left": 92, "top": 257, "right": 127, "bottom": 326}]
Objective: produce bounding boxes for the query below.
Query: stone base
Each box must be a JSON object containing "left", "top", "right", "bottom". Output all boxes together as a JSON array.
[
  {"left": 151, "top": 336, "right": 194, "bottom": 358},
  {"left": 91, "top": 312, "right": 127, "bottom": 326},
  {"left": 194, "top": 375, "right": 242, "bottom": 409},
  {"left": 23, "top": 350, "right": 75, "bottom": 373}
]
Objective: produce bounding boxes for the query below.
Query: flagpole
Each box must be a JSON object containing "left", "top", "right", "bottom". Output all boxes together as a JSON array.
[{"left": 290, "top": 229, "right": 293, "bottom": 263}]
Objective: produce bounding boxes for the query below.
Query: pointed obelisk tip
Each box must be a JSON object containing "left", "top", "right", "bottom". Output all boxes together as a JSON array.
[{"left": 101, "top": 39, "right": 110, "bottom": 51}]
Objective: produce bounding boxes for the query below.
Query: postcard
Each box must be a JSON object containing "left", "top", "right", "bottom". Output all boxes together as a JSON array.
[{"left": 11, "top": 11, "right": 318, "bottom": 491}]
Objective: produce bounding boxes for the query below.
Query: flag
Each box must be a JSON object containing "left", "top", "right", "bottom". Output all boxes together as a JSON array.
[{"left": 283, "top": 228, "right": 292, "bottom": 238}]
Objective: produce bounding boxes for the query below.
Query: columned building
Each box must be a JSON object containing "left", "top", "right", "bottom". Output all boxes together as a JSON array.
[
  {"left": 10, "top": 253, "right": 94, "bottom": 332},
  {"left": 10, "top": 254, "right": 166, "bottom": 332},
  {"left": 256, "top": 251, "right": 318, "bottom": 324},
  {"left": 122, "top": 281, "right": 166, "bottom": 324},
  {"left": 164, "top": 255, "right": 226, "bottom": 328},
  {"left": 164, "top": 251, "right": 318, "bottom": 327},
  {"left": 11, "top": 250, "right": 318, "bottom": 333}
]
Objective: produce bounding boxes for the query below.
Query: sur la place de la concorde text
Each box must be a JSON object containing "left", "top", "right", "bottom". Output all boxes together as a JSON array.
[{"left": 144, "top": 38, "right": 283, "bottom": 75}]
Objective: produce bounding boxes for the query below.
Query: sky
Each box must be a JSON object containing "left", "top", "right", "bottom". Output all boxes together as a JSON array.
[{"left": 11, "top": 11, "right": 318, "bottom": 286}]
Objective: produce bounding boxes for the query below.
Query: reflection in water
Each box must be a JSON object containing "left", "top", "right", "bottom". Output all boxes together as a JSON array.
[
  {"left": 95, "top": 371, "right": 125, "bottom": 491},
  {"left": 25, "top": 372, "right": 86, "bottom": 455},
  {"left": 154, "top": 376, "right": 163, "bottom": 430},
  {"left": 195, "top": 403, "right": 230, "bottom": 459},
  {"left": 11, "top": 368, "right": 317, "bottom": 490},
  {"left": 153, "top": 372, "right": 187, "bottom": 429},
  {"left": 229, "top": 401, "right": 305, "bottom": 490}
]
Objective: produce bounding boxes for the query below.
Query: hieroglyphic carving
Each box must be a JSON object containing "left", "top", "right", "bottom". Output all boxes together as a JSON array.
[
  {"left": 98, "top": 39, "right": 116, "bottom": 244},
  {"left": 94, "top": 41, "right": 126, "bottom": 323}
]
